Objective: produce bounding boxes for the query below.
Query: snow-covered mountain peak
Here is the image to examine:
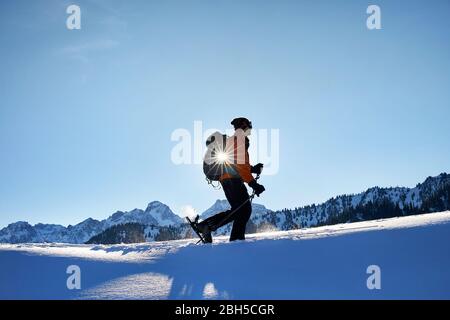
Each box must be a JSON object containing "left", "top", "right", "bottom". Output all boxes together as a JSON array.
[
  {"left": 144, "top": 201, "right": 183, "bottom": 226},
  {"left": 145, "top": 201, "right": 166, "bottom": 210},
  {"left": 0, "top": 221, "right": 38, "bottom": 243},
  {"left": 418, "top": 173, "right": 449, "bottom": 195},
  {"left": 200, "top": 200, "right": 231, "bottom": 220},
  {"left": 109, "top": 211, "right": 126, "bottom": 221},
  {"left": 200, "top": 199, "right": 271, "bottom": 220},
  {"left": 8, "top": 221, "right": 32, "bottom": 228},
  {"left": 76, "top": 217, "right": 100, "bottom": 225}
]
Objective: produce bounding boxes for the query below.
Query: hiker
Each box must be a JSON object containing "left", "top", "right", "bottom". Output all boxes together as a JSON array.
[{"left": 197, "top": 117, "right": 265, "bottom": 243}]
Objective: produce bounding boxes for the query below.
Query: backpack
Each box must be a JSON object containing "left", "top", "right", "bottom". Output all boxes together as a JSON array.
[{"left": 203, "top": 132, "right": 237, "bottom": 182}]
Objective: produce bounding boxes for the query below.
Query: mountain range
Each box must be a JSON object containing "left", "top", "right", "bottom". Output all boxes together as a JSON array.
[
  {"left": 1, "top": 173, "right": 449, "bottom": 244},
  {"left": 0, "top": 201, "right": 183, "bottom": 244}
]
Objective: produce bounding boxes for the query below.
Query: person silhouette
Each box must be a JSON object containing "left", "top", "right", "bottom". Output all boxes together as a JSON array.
[{"left": 196, "top": 117, "right": 265, "bottom": 243}]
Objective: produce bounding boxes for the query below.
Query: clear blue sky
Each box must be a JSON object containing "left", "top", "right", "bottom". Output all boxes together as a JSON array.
[{"left": 1, "top": 0, "right": 449, "bottom": 228}]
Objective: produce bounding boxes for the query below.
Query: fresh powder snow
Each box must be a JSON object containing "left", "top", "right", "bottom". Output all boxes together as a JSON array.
[{"left": 1, "top": 211, "right": 450, "bottom": 299}]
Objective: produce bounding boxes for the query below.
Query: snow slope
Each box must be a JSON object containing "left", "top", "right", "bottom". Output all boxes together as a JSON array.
[{"left": 1, "top": 211, "right": 450, "bottom": 299}]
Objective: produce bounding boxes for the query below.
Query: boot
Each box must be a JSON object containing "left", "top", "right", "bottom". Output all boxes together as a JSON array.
[{"left": 197, "top": 222, "right": 213, "bottom": 243}]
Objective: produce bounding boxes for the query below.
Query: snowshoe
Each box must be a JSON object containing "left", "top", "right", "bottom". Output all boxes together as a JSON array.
[{"left": 186, "top": 215, "right": 212, "bottom": 244}]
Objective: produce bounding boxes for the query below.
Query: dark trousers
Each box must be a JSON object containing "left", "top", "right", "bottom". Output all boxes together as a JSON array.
[{"left": 201, "top": 178, "right": 252, "bottom": 241}]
